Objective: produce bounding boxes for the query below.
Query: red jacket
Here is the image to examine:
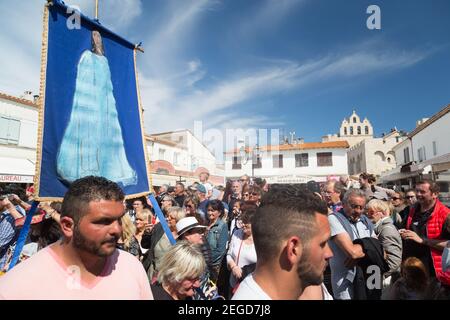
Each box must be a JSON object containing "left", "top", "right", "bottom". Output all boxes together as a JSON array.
[{"left": 407, "top": 199, "right": 450, "bottom": 286}]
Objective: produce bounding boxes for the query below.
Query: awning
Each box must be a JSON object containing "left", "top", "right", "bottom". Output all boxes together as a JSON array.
[
  {"left": 411, "top": 153, "right": 450, "bottom": 172},
  {"left": 150, "top": 173, "right": 202, "bottom": 187},
  {"left": 433, "top": 161, "right": 450, "bottom": 173},
  {"left": 265, "top": 175, "right": 327, "bottom": 184},
  {"left": 0, "top": 157, "right": 35, "bottom": 183},
  {"left": 379, "top": 170, "right": 422, "bottom": 183},
  {"left": 400, "top": 161, "right": 414, "bottom": 173}
]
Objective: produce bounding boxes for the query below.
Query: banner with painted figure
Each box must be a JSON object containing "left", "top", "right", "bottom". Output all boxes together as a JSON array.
[{"left": 35, "top": 1, "right": 151, "bottom": 200}]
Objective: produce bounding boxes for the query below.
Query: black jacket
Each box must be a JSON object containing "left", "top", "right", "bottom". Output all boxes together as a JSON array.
[
  {"left": 352, "top": 237, "right": 389, "bottom": 300},
  {"left": 141, "top": 223, "right": 165, "bottom": 271}
]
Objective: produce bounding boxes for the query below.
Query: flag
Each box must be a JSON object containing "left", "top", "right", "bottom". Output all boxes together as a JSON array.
[{"left": 35, "top": 1, "right": 151, "bottom": 200}]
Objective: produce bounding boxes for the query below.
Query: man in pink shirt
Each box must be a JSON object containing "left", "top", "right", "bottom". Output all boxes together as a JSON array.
[{"left": 0, "top": 176, "right": 153, "bottom": 300}]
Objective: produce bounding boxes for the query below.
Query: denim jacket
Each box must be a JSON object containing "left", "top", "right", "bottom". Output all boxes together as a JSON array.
[{"left": 206, "top": 219, "right": 228, "bottom": 265}]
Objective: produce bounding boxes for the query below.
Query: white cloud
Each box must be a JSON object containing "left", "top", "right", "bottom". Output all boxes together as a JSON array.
[
  {"left": 66, "top": 0, "right": 143, "bottom": 31},
  {"left": 141, "top": 46, "right": 429, "bottom": 135},
  {"left": 0, "top": 0, "right": 432, "bottom": 148},
  {"left": 238, "top": 0, "right": 305, "bottom": 38},
  {"left": 0, "top": 1, "right": 43, "bottom": 96},
  {"left": 0, "top": 0, "right": 143, "bottom": 97}
]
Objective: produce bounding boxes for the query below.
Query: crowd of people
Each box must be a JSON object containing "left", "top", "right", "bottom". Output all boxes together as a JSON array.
[{"left": 0, "top": 172, "right": 449, "bottom": 300}]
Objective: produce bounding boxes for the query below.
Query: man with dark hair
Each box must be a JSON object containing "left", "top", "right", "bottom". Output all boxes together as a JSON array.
[
  {"left": 232, "top": 184, "right": 333, "bottom": 300},
  {"left": 400, "top": 180, "right": 450, "bottom": 294},
  {"left": 328, "top": 188, "right": 375, "bottom": 300},
  {"left": 323, "top": 180, "right": 346, "bottom": 213},
  {"left": 174, "top": 182, "right": 186, "bottom": 207},
  {"left": 0, "top": 176, "right": 153, "bottom": 299}
]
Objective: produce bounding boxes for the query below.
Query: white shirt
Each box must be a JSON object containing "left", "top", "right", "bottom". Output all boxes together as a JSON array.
[
  {"left": 226, "top": 229, "right": 257, "bottom": 288},
  {"left": 322, "top": 283, "right": 333, "bottom": 300},
  {"left": 231, "top": 274, "right": 271, "bottom": 300}
]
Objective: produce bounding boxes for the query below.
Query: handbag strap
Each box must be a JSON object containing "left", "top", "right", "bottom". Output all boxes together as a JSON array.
[{"left": 235, "top": 238, "right": 244, "bottom": 266}]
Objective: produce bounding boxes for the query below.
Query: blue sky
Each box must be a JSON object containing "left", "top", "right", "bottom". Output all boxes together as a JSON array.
[{"left": 1, "top": 0, "right": 449, "bottom": 143}]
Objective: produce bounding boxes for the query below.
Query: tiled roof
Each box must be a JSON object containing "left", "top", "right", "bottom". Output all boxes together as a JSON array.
[
  {"left": 225, "top": 140, "right": 349, "bottom": 154},
  {"left": 0, "top": 92, "right": 37, "bottom": 108},
  {"left": 145, "top": 135, "right": 187, "bottom": 149}
]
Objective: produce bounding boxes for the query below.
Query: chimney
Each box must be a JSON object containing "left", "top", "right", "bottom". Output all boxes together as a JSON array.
[
  {"left": 298, "top": 137, "right": 304, "bottom": 144},
  {"left": 21, "top": 90, "right": 33, "bottom": 101},
  {"left": 416, "top": 118, "right": 429, "bottom": 127},
  {"left": 289, "top": 131, "right": 296, "bottom": 144}
]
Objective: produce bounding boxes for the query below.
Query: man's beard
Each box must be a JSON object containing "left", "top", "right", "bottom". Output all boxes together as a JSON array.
[
  {"left": 73, "top": 225, "right": 118, "bottom": 257},
  {"left": 296, "top": 245, "right": 324, "bottom": 288}
]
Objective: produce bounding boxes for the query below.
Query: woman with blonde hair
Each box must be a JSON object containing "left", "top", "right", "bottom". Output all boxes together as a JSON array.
[
  {"left": 151, "top": 241, "right": 206, "bottom": 300},
  {"left": 116, "top": 214, "right": 140, "bottom": 257},
  {"left": 135, "top": 208, "right": 153, "bottom": 256},
  {"left": 366, "top": 199, "right": 402, "bottom": 288},
  {"left": 141, "top": 207, "right": 185, "bottom": 282}
]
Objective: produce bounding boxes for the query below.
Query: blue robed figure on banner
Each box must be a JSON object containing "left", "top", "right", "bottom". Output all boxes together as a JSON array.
[{"left": 57, "top": 30, "right": 137, "bottom": 186}]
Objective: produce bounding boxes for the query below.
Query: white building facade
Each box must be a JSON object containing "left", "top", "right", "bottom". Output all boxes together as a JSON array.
[
  {"left": 347, "top": 129, "right": 405, "bottom": 177},
  {"left": 225, "top": 141, "right": 349, "bottom": 183},
  {"left": 146, "top": 130, "right": 225, "bottom": 186},
  {"left": 323, "top": 110, "right": 374, "bottom": 147},
  {"left": 0, "top": 92, "right": 38, "bottom": 184},
  {"left": 381, "top": 104, "right": 450, "bottom": 203}
]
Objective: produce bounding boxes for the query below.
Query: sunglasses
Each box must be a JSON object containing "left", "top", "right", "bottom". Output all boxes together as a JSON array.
[{"left": 405, "top": 196, "right": 415, "bottom": 199}]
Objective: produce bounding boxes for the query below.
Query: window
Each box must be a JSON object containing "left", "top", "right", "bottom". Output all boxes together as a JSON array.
[
  {"left": 232, "top": 156, "right": 242, "bottom": 170},
  {"left": 365, "top": 126, "right": 369, "bottom": 135},
  {"left": 273, "top": 154, "right": 283, "bottom": 168},
  {"left": 252, "top": 155, "right": 262, "bottom": 169},
  {"left": 353, "top": 117, "right": 357, "bottom": 123},
  {"left": 418, "top": 146, "right": 426, "bottom": 162},
  {"left": 158, "top": 148, "right": 166, "bottom": 160},
  {"left": 403, "top": 147, "right": 410, "bottom": 163},
  {"left": 344, "top": 127, "right": 347, "bottom": 135},
  {"left": 433, "top": 141, "right": 437, "bottom": 156},
  {"left": 350, "top": 127, "right": 354, "bottom": 135},
  {"left": 0, "top": 116, "right": 20, "bottom": 145},
  {"left": 357, "top": 126, "right": 361, "bottom": 135},
  {"left": 356, "top": 159, "right": 361, "bottom": 173},
  {"left": 317, "top": 152, "right": 333, "bottom": 167},
  {"left": 295, "top": 153, "right": 309, "bottom": 167},
  {"left": 174, "top": 152, "right": 180, "bottom": 166}
]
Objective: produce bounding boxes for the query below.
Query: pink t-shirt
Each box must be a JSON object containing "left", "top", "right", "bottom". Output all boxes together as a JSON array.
[{"left": 0, "top": 245, "right": 153, "bottom": 300}]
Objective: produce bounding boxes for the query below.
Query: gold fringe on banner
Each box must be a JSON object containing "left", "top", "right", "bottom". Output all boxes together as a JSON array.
[{"left": 34, "top": 4, "right": 50, "bottom": 202}]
